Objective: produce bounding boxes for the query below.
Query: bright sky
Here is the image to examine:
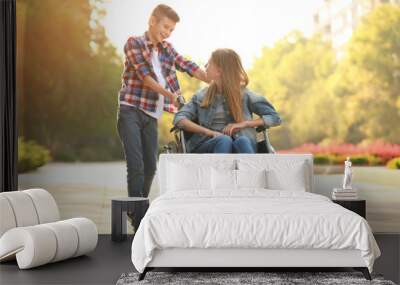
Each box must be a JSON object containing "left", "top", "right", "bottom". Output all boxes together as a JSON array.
[{"left": 99, "top": 0, "right": 323, "bottom": 69}]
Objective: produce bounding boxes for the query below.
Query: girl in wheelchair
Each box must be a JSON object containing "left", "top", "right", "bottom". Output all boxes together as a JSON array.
[{"left": 173, "top": 48, "right": 281, "bottom": 153}]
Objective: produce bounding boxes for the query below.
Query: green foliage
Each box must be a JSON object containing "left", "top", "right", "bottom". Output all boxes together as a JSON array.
[
  {"left": 177, "top": 69, "right": 204, "bottom": 101},
  {"left": 329, "top": 155, "right": 347, "bottom": 165},
  {"left": 249, "top": 5, "right": 400, "bottom": 150},
  {"left": 350, "top": 155, "right": 372, "bottom": 166},
  {"left": 367, "top": 155, "right": 383, "bottom": 166},
  {"left": 158, "top": 112, "right": 176, "bottom": 148},
  {"left": 158, "top": 72, "right": 203, "bottom": 148},
  {"left": 17, "top": 0, "right": 123, "bottom": 161},
  {"left": 18, "top": 137, "right": 51, "bottom": 173},
  {"left": 334, "top": 155, "right": 382, "bottom": 166},
  {"left": 333, "top": 4, "right": 400, "bottom": 144},
  {"left": 386, "top": 157, "right": 400, "bottom": 169},
  {"left": 313, "top": 154, "right": 331, "bottom": 165},
  {"left": 248, "top": 32, "right": 337, "bottom": 149},
  {"left": 313, "top": 153, "right": 382, "bottom": 166}
]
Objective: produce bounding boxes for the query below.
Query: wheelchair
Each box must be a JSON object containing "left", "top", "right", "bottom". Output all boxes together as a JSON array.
[{"left": 164, "top": 124, "right": 276, "bottom": 154}]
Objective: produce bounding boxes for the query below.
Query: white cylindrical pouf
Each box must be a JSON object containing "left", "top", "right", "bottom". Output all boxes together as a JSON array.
[
  {"left": 24, "top": 189, "right": 60, "bottom": 223},
  {"left": 64, "top": 218, "right": 98, "bottom": 257},
  {"left": 0, "top": 189, "right": 98, "bottom": 269},
  {"left": 0, "top": 196, "right": 17, "bottom": 237},
  {"left": 42, "top": 221, "right": 79, "bottom": 263},
  {"left": 1, "top": 192, "right": 39, "bottom": 227},
  {"left": 0, "top": 226, "right": 57, "bottom": 269}
]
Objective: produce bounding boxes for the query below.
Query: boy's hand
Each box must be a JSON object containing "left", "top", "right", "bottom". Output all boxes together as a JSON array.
[
  {"left": 193, "top": 69, "right": 210, "bottom": 84},
  {"left": 171, "top": 94, "right": 185, "bottom": 109}
]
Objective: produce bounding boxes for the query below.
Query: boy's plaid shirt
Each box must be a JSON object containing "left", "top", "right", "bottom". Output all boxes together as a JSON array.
[{"left": 118, "top": 32, "right": 199, "bottom": 113}]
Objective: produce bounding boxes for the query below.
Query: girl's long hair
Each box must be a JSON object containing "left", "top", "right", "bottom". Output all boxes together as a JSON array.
[{"left": 200, "top": 49, "right": 249, "bottom": 123}]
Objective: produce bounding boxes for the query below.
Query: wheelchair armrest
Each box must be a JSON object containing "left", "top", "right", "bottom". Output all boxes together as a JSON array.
[
  {"left": 255, "top": 125, "right": 268, "bottom": 133},
  {"left": 172, "top": 125, "right": 267, "bottom": 133},
  {"left": 170, "top": 125, "right": 184, "bottom": 133}
]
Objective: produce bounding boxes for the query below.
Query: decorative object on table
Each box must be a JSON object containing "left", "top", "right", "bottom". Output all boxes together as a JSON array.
[
  {"left": 332, "top": 157, "right": 358, "bottom": 200},
  {"left": 0, "top": 189, "right": 98, "bottom": 269},
  {"left": 343, "top": 157, "right": 353, "bottom": 190},
  {"left": 332, "top": 188, "right": 359, "bottom": 200},
  {"left": 111, "top": 197, "right": 149, "bottom": 242}
]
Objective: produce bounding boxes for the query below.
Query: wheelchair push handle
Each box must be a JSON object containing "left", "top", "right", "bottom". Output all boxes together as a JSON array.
[{"left": 176, "top": 95, "right": 186, "bottom": 109}]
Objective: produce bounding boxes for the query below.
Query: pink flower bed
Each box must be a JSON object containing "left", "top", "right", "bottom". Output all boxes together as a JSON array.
[{"left": 279, "top": 140, "right": 400, "bottom": 163}]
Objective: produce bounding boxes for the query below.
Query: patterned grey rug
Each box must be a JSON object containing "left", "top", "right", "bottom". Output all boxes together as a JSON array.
[{"left": 116, "top": 271, "right": 396, "bottom": 285}]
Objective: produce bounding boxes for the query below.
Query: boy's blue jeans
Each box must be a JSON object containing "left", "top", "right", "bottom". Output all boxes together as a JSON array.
[
  {"left": 193, "top": 135, "right": 255, "bottom": 153},
  {"left": 117, "top": 105, "right": 158, "bottom": 198}
]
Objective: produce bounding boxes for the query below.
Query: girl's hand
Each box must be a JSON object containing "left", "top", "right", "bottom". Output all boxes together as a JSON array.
[
  {"left": 223, "top": 122, "right": 248, "bottom": 136},
  {"left": 205, "top": 129, "right": 223, "bottom": 138}
]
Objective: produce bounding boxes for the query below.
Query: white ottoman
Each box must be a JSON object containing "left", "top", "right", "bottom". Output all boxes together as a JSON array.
[{"left": 0, "top": 189, "right": 98, "bottom": 269}]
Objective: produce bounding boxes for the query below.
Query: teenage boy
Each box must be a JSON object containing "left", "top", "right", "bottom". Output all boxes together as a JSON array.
[{"left": 117, "top": 4, "right": 208, "bottom": 207}]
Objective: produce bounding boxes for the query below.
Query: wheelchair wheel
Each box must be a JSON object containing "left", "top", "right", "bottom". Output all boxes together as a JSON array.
[{"left": 163, "top": 141, "right": 180, "bottom": 153}]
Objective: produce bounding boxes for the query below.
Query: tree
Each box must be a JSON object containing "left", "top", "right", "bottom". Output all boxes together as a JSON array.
[
  {"left": 334, "top": 4, "right": 400, "bottom": 144},
  {"left": 17, "top": 0, "right": 123, "bottom": 161},
  {"left": 248, "top": 32, "right": 337, "bottom": 148}
]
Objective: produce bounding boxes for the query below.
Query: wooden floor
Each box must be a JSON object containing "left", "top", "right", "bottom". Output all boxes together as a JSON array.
[{"left": 0, "top": 234, "right": 399, "bottom": 285}]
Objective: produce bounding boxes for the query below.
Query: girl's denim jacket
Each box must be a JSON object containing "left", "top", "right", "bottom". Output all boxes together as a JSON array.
[{"left": 173, "top": 87, "right": 282, "bottom": 153}]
